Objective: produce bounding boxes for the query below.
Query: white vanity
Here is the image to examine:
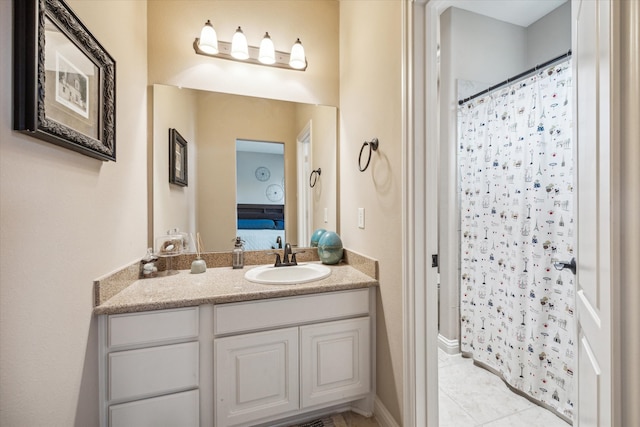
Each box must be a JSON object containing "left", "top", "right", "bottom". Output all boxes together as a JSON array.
[{"left": 95, "top": 257, "right": 377, "bottom": 427}]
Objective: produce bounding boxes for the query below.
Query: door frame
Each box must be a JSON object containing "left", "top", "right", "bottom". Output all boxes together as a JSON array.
[
  {"left": 297, "top": 121, "right": 312, "bottom": 245},
  {"left": 403, "top": 0, "right": 624, "bottom": 425},
  {"left": 403, "top": 1, "right": 440, "bottom": 426}
]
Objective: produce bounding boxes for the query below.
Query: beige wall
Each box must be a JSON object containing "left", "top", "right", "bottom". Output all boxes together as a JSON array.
[
  {"left": 0, "top": 1, "right": 148, "bottom": 425},
  {"left": 295, "top": 103, "right": 339, "bottom": 236},
  {"left": 619, "top": 1, "right": 640, "bottom": 424},
  {"left": 147, "top": 0, "right": 339, "bottom": 106},
  {"left": 195, "top": 91, "right": 299, "bottom": 249},
  {"left": 340, "top": 1, "right": 405, "bottom": 424},
  {"left": 152, "top": 85, "right": 198, "bottom": 244}
]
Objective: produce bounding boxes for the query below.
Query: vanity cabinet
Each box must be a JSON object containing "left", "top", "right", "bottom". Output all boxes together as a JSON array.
[
  {"left": 98, "top": 307, "right": 200, "bottom": 427},
  {"left": 213, "top": 289, "right": 373, "bottom": 427},
  {"left": 98, "top": 288, "right": 375, "bottom": 427}
]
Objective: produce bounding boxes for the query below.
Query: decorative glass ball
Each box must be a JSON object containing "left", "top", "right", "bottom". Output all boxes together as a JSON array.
[
  {"left": 317, "top": 231, "right": 343, "bottom": 265},
  {"left": 310, "top": 228, "right": 327, "bottom": 247}
]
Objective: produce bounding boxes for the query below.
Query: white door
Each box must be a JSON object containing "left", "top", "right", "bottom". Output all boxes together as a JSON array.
[
  {"left": 573, "top": 0, "right": 615, "bottom": 425},
  {"left": 297, "top": 122, "right": 312, "bottom": 244}
]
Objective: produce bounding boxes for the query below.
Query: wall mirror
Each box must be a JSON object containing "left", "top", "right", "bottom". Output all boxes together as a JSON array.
[
  {"left": 152, "top": 84, "right": 338, "bottom": 252},
  {"left": 236, "top": 140, "right": 286, "bottom": 250}
]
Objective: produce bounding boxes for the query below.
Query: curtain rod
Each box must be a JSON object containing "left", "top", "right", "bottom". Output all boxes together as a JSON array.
[{"left": 458, "top": 50, "right": 572, "bottom": 106}]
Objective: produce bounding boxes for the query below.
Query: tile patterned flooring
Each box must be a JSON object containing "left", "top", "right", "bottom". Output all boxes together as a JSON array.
[
  {"left": 330, "top": 411, "right": 380, "bottom": 426},
  {"left": 328, "top": 349, "right": 571, "bottom": 427},
  {"left": 438, "top": 349, "right": 571, "bottom": 427}
]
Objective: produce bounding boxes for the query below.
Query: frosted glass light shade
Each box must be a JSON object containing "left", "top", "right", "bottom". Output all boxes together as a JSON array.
[
  {"left": 289, "top": 38, "right": 306, "bottom": 69},
  {"left": 198, "top": 20, "right": 218, "bottom": 54},
  {"left": 258, "top": 32, "right": 276, "bottom": 65},
  {"left": 231, "top": 26, "right": 249, "bottom": 60}
]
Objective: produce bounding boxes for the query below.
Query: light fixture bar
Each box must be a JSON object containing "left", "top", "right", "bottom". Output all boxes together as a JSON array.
[{"left": 193, "top": 38, "right": 307, "bottom": 71}]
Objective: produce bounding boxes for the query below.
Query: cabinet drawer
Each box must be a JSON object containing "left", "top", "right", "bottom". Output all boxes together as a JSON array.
[
  {"left": 214, "top": 289, "right": 370, "bottom": 335},
  {"left": 108, "top": 307, "right": 198, "bottom": 349},
  {"left": 109, "top": 341, "right": 199, "bottom": 402},
  {"left": 109, "top": 389, "right": 199, "bottom": 427}
]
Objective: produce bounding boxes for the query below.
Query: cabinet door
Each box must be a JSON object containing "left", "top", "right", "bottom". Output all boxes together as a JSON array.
[
  {"left": 300, "top": 317, "right": 370, "bottom": 408},
  {"left": 109, "top": 389, "right": 199, "bottom": 427},
  {"left": 214, "top": 328, "right": 299, "bottom": 427}
]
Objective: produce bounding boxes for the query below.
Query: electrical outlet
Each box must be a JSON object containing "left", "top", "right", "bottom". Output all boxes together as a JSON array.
[
  {"left": 324, "top": 207, "right": 328, "bottom": 223},
  {"left": 358, "top": 208, "right": 365, "bottom": 229}
]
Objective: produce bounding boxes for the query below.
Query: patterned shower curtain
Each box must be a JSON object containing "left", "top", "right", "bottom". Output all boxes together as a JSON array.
[{"left": 458, "top": 60, "right": 575, "bottom": 422}]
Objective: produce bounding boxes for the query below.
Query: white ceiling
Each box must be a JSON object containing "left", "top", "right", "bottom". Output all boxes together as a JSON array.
[
  {"left": 451, "top": 0, "right": 567, "bottom": 27},
  {"left": 236, "top": 139, "right": 284, "bottom": 154}
]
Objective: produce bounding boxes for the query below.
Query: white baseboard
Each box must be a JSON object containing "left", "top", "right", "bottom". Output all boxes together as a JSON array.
[
  {"left": 438, "top": 333, "right": 460, "bottom": 354},
  {"left": 373, "top": 396, "right": 400, "bottom": 427}
]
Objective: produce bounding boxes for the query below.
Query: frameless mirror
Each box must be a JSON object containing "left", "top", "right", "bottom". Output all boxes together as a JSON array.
[
  {"left": 151, "top": 84, "right": 337, "bottom": 252},
  {"left": 236, "top": 140, "right": 286, "bottom": 250}
]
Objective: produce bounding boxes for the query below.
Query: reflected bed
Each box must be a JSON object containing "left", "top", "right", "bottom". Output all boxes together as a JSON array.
[{"left": 237, "top": 204, "right": 285, "bottom": 250}]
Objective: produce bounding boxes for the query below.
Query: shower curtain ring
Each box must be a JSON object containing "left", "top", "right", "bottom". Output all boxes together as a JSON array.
[{"left": 358, "top": 138, "right": 379, "bottom": 172}]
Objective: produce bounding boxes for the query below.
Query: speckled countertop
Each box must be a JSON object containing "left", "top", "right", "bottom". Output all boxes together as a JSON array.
[{"left": 94, "top": 249, "right": 378, "bottom": 315}]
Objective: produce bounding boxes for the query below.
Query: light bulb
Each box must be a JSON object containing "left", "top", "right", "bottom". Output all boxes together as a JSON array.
[
  {"left": 231, "top": 26, "right": 249, "bottom": 60},
  {"left": 289, "top": 38, "right": 306, "bottom": 69},
  {"left": 259, "top": 32, "right": 276, "bottom": 65},
  {"left": 198, "top": 20, "right": 218, "bottom": 55}
]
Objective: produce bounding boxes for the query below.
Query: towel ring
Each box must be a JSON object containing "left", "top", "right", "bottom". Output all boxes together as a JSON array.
[
  {"left": 309, "top": 168, "right": 321, "bottom": 188},
  {"left": 358, "top": 138, "right": 379, "bottom": 172}
]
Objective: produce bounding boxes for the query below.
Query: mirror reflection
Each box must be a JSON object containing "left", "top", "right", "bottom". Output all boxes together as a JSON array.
[
  {"left": 152, "top": 84, "right": 337, "bottom": 252},
  {"left": 236, "top": 140, "right": 286, "bottom": 250}
]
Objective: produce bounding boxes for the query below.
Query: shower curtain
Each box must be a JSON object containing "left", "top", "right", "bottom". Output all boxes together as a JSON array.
[{"left": 458, "top": 60, "right": 575, "bottom": 422}]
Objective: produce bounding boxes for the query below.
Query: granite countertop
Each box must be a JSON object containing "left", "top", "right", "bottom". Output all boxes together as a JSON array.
[{"left": 94, "top": 249, "right": 379, "bottom": 315}]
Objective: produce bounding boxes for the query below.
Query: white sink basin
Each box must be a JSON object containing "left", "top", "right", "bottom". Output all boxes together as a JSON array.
[{"left": 244, "top": 263, "right": 331, "bottom": 285}]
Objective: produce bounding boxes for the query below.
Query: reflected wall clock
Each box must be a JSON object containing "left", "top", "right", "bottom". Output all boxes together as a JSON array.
[
  {"left": 255, "top": 166, "right": 270, "bottom": 181},
  {"left": 266, "top": 184, "right": 284, "bottom": 202}
]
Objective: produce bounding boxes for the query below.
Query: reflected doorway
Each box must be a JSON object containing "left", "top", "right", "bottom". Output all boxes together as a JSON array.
[{"left": 235, "top": 139, "right": 285, "bottom": 250}]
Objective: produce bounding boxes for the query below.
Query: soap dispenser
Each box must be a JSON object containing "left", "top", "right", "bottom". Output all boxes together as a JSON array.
[{"left": 232, "top": 237, "right": 244, "bottom": 269}]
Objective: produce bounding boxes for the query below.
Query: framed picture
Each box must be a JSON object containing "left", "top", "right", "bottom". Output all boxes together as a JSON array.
[
  {"left": 169, "top": 128, "right": 188, "bottom": 187},
  {"left": 13, "top": 0, "right": 116, "bottom": 161}
]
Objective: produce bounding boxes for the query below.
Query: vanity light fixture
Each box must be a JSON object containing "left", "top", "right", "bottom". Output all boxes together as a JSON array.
[
  {"left": 258, "top": 32, "right": 276, "bottom": 65},
  {"left": 230, "top": 26, "right": 249, "bottom": 60},
  {"left": 289, "top": 38, "right": 306, "bottom": 69},
  {"left": 193, "top": 21, "right": 307, "bottom": 71},
  {"left": 198, "top": 20, "right": 218, "bottom": 54}
]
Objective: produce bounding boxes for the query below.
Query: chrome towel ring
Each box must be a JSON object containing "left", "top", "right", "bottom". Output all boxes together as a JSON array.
[
  {"left": 309, "top": 168, "right": 321, "bottom": 188},
  {"left": 358, "top": 138, "right": 379, "bottom": 172}
]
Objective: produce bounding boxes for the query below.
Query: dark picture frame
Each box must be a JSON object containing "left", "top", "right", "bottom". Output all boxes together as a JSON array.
[
  {"left": 169, "top": 128, "right": 188, "bottom": 187},
  {"left": 13, "top": 0, "right": 116, "bottom": 161}
]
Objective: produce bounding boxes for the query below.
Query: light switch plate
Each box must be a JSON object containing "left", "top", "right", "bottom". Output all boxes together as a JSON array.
[{"left": 358, "top": 208, "right": 365, "bottom": 229}]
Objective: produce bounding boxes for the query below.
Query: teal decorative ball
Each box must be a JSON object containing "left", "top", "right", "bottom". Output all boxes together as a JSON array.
[
  {"left": 317, "top": 231, "right": 343, "bottom": 265},
  {"left": 310, "top": 228, "right": 327, "bottom": 247}
]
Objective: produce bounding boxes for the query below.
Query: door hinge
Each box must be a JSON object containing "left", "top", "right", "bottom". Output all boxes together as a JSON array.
[{"left": 431, "top": 254, "right": 439, "bottom": 268}]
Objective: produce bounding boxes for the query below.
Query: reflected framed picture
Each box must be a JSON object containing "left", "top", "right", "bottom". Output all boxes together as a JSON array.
[
  {"left": 169, "top": 128, "right": 188, "bottom": 187},
  {"left": 13, "top": 0, "right": 116, "bottom": 161}
]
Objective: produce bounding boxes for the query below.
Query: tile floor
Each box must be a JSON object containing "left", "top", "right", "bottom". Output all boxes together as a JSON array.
[
  {"left": 331, "top": 411, "right": 380, "bottom": 427},
  {"left": 438, "top": 349, "right": 571, "bottom": 427},
  {"left": 326, "top": 349, "right": 572, "bottom": 427}
]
